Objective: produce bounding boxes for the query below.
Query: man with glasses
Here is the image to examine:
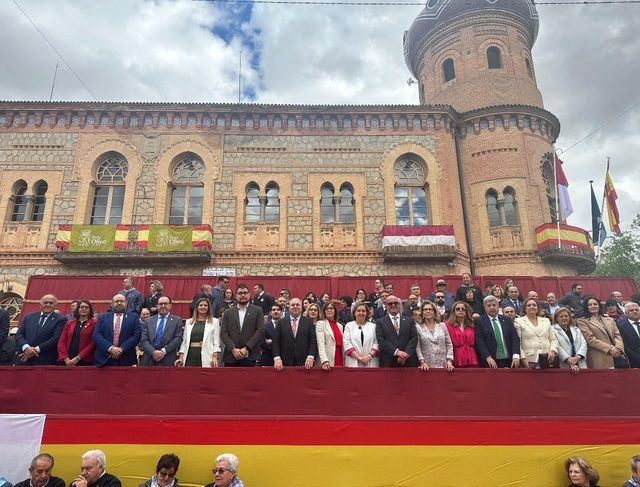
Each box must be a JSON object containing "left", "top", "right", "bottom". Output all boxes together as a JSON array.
[
  {"left": 220, "top": 284, "right": 265, "bottom": 367},
  {"left": 205, "top": 454, "right": 244, "bottom": 487},
  {"left": 428, "top": 279, "right": 455, "bottom": 310},
  {"left": 138, "top": 454, "right": 180, "bottom": 487},
  {"left": 375, "top": 295, "right": 417, "bottom": 367},
  {"left": 139, "top": 296, "right": 183, "bottom": 367},
  {"left": 15, "top": 294, "right": 66, "bottom": 365},
  {"left": 93, "top": 294, "right": 141, "bottom": 367},
  {"left": 211, "top": 276, "right": 230, "bottom": 312}
]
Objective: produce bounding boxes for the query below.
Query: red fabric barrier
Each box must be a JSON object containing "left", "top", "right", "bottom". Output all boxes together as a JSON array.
[
  {"left": 22, "top": 275, "right": 637, "bottom": 317},
  {"left": 1, "top": 367, "right": 639, "bottom": 418}
]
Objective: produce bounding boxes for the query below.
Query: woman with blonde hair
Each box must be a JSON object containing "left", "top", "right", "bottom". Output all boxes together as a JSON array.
[
  {"left": 175, "top": 297, "right": 221, "bottom": 367},
  {"left": 564, "top": 456, "right": 601, "bottom": 487},
  {"left": 514, "top": 297, "right": 558, "bottom": 368},
  {"left": 416, "top": 301, "right": 454, "bottom": 371},
  {"left": 316, "top": 301, "right": 344, "bottom": 370},
  {"left": 304, "top": 302, "right": 322, "bottom": 325},
  {"left": 552, "top": 307, "right": 587, "bottom": 374}
]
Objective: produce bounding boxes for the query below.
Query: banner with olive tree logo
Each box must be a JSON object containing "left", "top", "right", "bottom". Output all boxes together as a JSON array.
[
  {"left": 147, "top": 225, "right": 192, "bottom": 252},
  {"left": 69, "top": 225, "right": 116, "bottom": 252}
]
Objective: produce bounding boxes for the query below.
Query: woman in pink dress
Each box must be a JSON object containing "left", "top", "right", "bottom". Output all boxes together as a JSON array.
[{"left": 445, "top": 300, "right": 479, "bottom": 368}]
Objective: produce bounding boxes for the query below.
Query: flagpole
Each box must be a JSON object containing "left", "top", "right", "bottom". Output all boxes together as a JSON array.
[
  {"left": 590, "top": 180, "right": 599, "bottom": 260},
  {"left": 601, "top": 156, "right": 610, "bottom": 235},
  {"left": 553, "top": 148, "right": 563, "bottom": 250}
]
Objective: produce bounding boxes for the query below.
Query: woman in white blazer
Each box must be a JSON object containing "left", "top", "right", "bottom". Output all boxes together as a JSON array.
[
  {"left": 552, "top": 306, "right": 587, "bottom": 374},
  {"left": 513, "top": 297, "right": 559, "bottom": 368},
  {"left": 175, "top": 297, "right": 221, "bottom": 367},
  {"left": 316, "top": 302, "right": 345, "bottom": 370},
  {"left": 343, "top": 303, "right": 379, "bottom": 368}
]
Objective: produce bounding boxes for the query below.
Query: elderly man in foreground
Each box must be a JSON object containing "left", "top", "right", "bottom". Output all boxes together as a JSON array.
[
  {"left": 70, "top": 450, "right": 121, "bottom": 487},
  {"left": 14, "top": 454, "right": 65, "bottom": 487},
  {"left": 205, "top": 454, "right": 245, "bottom": 487}
]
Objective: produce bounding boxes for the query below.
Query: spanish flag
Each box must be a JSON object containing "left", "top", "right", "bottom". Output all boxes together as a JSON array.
[{"left": 604, "top": 159, "right": 621, "bottom": 234}]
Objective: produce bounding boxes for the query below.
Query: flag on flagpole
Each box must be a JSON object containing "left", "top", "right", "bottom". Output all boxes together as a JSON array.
[
  {"left": 555, "top": 154, "right": 573, "bottom": 220},
  {"left": 591, "top": 183, "right": 607, "bottom": 246},
  {"left": 604, "top": 159, "right": 621, "bottom": 234}
]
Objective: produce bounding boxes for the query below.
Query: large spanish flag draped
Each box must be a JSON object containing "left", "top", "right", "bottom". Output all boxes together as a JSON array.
[
  {"left": 604, "top": 159, "right": 621, "bottom": 234},
  {"left": 2, "top": 368, "right": 639, "bottom": 487}
]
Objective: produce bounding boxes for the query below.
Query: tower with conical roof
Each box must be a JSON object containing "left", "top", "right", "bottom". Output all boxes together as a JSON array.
[{"left": 404, "top": 0, "right": 593, "bottom": 275}]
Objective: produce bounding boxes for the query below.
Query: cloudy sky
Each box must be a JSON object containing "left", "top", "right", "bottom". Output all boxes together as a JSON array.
[{"left": 1, "top": 0, "right": 638, "bottom": 237}]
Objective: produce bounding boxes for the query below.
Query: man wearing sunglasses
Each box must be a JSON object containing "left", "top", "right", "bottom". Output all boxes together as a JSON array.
[{"left": 205, "top": 454, "right": 244, "bottom": 487}]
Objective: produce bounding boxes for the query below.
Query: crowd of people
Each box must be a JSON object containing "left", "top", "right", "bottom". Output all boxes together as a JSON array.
[
  {"left": 1, "top": 274, "right": 639, "bottom": 371},
  {"left": 3, "top": 451, "right": 640, "bottom": 487},
  {"left": 2, "top": 451, "right": 244, "bottom": 487}
]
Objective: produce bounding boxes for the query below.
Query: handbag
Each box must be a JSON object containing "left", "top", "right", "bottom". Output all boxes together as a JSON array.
[
  {"left": 598, "top": 316, "right": 630, "bottom": 369},
  {"left": 538, "top": 352, "right": 560, "bottom": 369}
]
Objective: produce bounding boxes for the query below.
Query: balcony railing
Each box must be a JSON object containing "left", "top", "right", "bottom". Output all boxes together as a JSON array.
[
  {"left": 381, "top": 225, "right": 456, "bottom": 262},
  {"left": 54, "top": 224, "right": 213, "bottom": 265},
  {"left": 535, "top": 223, "right": 596, "bottom": 274}
]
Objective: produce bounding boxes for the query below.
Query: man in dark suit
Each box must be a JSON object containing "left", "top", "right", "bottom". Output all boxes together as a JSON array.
[
  {"left": 272, "top": 297, "right": 317, "bottom": 370},
  {"left": 92, "top": 294, "right": 141, "bottom": 367},
  {"left": 375, "top": 295, "right": 417, "bottom": 367},
  {"left": 71, "top": 450, "right": 121, "bottom": 487},
  {"left": 475, "top": 295, "right": 521, "bottom": 368},
  {"left": 252, "top": 283, "right": 276, "bottom": 315},
  {"left": 15, "top": 294, "right": 66, "bottom": 365},
  {"left": 617, "top": 302, "right": 640, "bottom": 368},
  {"left": 455, "top": 272, "right": 484, "bottom": 303},
  {"left": 220, "top": 283, "right": 265, "bottom": 366},
  {"left": 500, "top": 285, "right": 524, "bottom": 317},
  {"left": 117, "top": 277, "right": 143, "bottom": 314},
  {"left": 0, "top": 308, "right": 9, "bottom": 359},
  {"left": 261, "top": 303, "right": 283, "bottom": 367},
  {"left": 373, "top": 291, "right": 389, "bottom": 320},
  {"left": 14, "top": 454, "right": 65, "bottom": 487},
  {"left": 139, "top": 296, "right": 183, "bottom": 366}
]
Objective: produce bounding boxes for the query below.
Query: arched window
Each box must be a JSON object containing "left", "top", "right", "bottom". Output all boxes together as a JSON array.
[
  {"left": 487, "top": 47, "right": 502, "bottom": 69},
  {"left": 394, "top": 156, "right": 428, "bottom": 226},
  {"left": 31, "top": 180, "right": 48, "bottom": 222},
  {"left": 503, "top": 187, "right": 518, "bottom": 225},
  {"left": 91, "top": 153, "right": 128, "bottom": 224},
  {"left": 339, "top": 183, "right": 355, "bottom": 224},
  {"left": 320, "top": 183, "right": 335, "bottom": 224},
  {"left": 244, "top": 182, "right": 261, "bottom": 222},
  {"left": 541, "top": 157, "right": 557, "bottom": 222},
  {"left": 264, "top": 182, "right": 280, "bottom": 222},
  {"left": 10, "top": 180, "right": 28, "bottom": 222},
  {"left": 169, "top": 153, "right": 205, "bottom": 225},
  {"left": 525, "top": 58, "right": 534, "bottom": 79},
  {"left": 442, "top": 58, "right": 456, "bottom": 82},
  {"left": 486, "top": 189, "right": 500, "bottom": 228}
]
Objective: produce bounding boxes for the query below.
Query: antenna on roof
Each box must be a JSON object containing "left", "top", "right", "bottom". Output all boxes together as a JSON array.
[{"left": 49, "top": 62, "right": 59, "bottom": 102}]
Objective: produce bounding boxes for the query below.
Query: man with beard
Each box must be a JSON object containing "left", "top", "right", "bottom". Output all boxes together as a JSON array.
[{"left": 92, "top": 294, "right": 141, "bottom": 367}]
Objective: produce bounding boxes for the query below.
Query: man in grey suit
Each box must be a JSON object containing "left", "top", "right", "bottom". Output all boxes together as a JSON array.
[
  {"left": 220, "top": 283, "right": 265, "bottom": 367},
  {"left": 139, "top": 296, "right": 183, "bottom": 366}
]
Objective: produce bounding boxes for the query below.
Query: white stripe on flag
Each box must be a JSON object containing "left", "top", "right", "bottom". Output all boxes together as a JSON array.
[
  {"left": 0, "top": 414, "right": 46, "bottom": 483},
  {"left": 382, "top": 235, "right": 456, "bottom": 247}
]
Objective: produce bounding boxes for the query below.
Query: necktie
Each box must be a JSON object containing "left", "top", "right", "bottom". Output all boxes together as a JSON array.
[
  {"left": 38, "top": 314, "right": 48, "bottom": 328},
  {"left": 360, "top": 326, "right": 365, "bottom": 346},
  {"left": 392, "top": 316, "right": 400, "bottom": 334},
  {"left": 113, "top": 314, "right": 122, "bottom": 346},
  {"left": 634, "top": 321, "right": 640, "bottom": 337},
  {"left": 154, "top": 316, "right": 166, "bottom": 348},
  {"left": 291, "top": 317, "right": 298, "bottom": 337},
  {"left": 491, "top": 317, "right": 506, "bottom": 359}
]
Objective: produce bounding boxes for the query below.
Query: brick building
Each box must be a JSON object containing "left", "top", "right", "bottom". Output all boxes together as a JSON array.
[{"left": 0, "top": 0, "right": 594, "bottom": 321}]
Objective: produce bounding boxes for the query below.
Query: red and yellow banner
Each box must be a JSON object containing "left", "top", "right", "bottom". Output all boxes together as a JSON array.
[
  {"left": 535, "top": 223, "right": 591, "bottom": 249},
  {"left": 55, "top": 225, "right": 128, "bottom": 251},
  {"left": 136, "top": 225, "right": 212, "bottom": 251}
]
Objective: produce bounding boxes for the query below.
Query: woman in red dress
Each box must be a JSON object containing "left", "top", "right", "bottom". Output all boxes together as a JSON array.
[{"left": 444, "top": 300, "right": 479, "bottom": 368}]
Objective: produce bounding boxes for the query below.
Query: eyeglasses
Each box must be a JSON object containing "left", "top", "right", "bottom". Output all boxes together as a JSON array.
[
  {"left": 158, "top": 302, "right": 170, "bottom": 306},
  {"left": 157, "top": 471, "right": 175, "bottom": 479},
  {"left": 454, "top": 307, "right": 466, "bottom": 311},
  {"left": 237, "top": 291, "right": 249, "bottom": 295},
  {"left": 437, "top": 283, "right": 446, "bottom": 286},
  {"left": 78, "top": 305, "right": 90, "bottom": 309},
  {"left": 387, "top": 302, "right": 400, "bottom": 306},
  {"left": 213, "top": 468, "right": 229, "bottom": 475}
]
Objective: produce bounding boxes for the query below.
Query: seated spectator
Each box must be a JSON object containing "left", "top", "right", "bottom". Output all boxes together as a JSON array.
[
  {"left": 564, "top": 456, "right": 601, "bottom": 487},
  {"left": 616, "top": 302, "right": 640, "bottom": 368},
  {"left": 176, "top": 297, "right": 221, "bottom": 368},
  {"left": 72, "top": 450, "right": 121, "bottom": 487},
  {"left": 577, "top": 295, "right": 625, "bottom": 369},
  {"left": 463, "top": 288, "right": 484, "bottom": 316},
  {"left": 138, "top": 454, "right": 180, "bottom": 487},
  {"left": 415, "top": 301, "right": 454, "bottom": 371},
  {"left": 14, "top": 454, "right": 64, "bottom": 487},
  {"left": 375, "top": 295, "right": 417, "bottom": 368},
  {"left": 16, "top": 294, "right": 67, "bottom": 365},
  {"left": 316, "top": 301, "right": 344, "bottom": 370},
  {"left": 501, "top": 286, "right": 523, "bottom": 316},
  {"left": 445, "top": 301, "right": 479, "bottom": 368},
  {"left": 205, "top": 453, "right": 244, "bottom": 487},
  {"left": 142, "top": 280, "right": 164, "bottom": 316},
  {"left": 604, "top": 299, "right": 623, "bottom": 321},
  {"left": 343, "top": 303, "right": 379, "bottom": 367},
  {"left": 559, "top": 283, "right": 585, "bottom": 318},
  {"left": 474, "top": 295, "right": 521, "bottom": 369},
  {"left": 338, "top": 296, "right": 353, "bottom": 325},
  {"left": 514, "top": 297, "right": 558, "bottom": 369},
  {"left": 57, "top": 300, "right": 96, "bottom": 366},
  {"left": 622, "top": 455, "right": 640, "bottom": 487},
  {"left": 92, "top": 294, "right": 141, "bottom": 367},
  {"left": 552, "top": 307, "right": 587, "bottom": 374}
]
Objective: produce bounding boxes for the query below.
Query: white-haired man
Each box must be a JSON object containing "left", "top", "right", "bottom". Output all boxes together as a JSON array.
[
  {"left": 14, "top": 454, "right": 65, "bottom": 487},
  {"left": 71, "top": 450, "right": 121, "bottom": 487},
  {"left": 205, "top": 453, "right": 244, "bottom": 487}
]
